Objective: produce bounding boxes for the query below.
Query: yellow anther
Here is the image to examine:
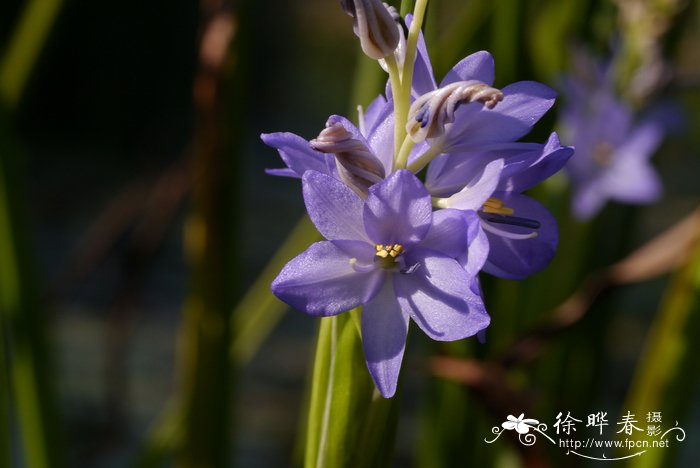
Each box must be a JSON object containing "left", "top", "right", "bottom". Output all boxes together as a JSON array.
[
  {"left": 375, "top": 243, "right": 405, "bottom": 263},
  {"left": 482, "top": 197, "right": 514, "bottom": 215}
]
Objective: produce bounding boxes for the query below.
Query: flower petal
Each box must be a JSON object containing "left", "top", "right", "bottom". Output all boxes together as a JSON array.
[
  {"left": 325, "top": 114, "right": 373, "bottom": 150},
  {"left": 362, "top": 94, "right": 391, "bottom": 137},
  {"left": 440, "top": 159, "right": 503, "bottom": 211},
  {"left": 363, "top": 169, "right": 432, "bottom": 246},
  {"left": 419, "top": 209, "right": 470, "bottom": 258},
  {"left": 604, "top": 156, "right": 662, "bottom": 204},
  {"left": 441, "top": 50, "right": 495, "bottom": 87},
  {"left": 444, "top": 81, "right": 556, "bottom": 150},
  {"left": 497, "top": 132, "right": 574, "bottom": 193},
  {"left": 261, "top": 132, "right": 331, "bottom": 178},
  {"left": 264, "top": 168, "right": 297, "bottom": 178},
  {"left": 362, "top": 278, "right": 409, "bottom": 398},
  {"left": 426, "top": 144, "right": 531, "bottom": 197},
  {"left": 272, "top": 241, "right": 384, "bottom": 316},
  {"left": 394, "top": 249, "right": 490, "bottom": 341},
  {"left": 615, "top": 120, "right": 664, "bottom": 164},
  {"left": 366, "top": 103, "right": 396, "bottom": 175},
  {"left": 482, "top": 193, "right": 558, "bottom": 280},
  {"left": 459, "top": 210, "right": 490, "bottom": 277},
  {"left": 572, "top": 179, "right": 607, "bottom": 221},
  {"left": 302, "top": 170, "right": 369, "bottom": 242}
]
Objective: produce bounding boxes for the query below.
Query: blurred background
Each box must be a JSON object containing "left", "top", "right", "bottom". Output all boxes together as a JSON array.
[{"left": 0, "top": 0, "right": 699, "bottom": 467}]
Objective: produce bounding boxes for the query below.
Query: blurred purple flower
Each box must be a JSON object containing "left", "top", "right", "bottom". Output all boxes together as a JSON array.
[
  {"left": 272, "top": 170, "right": 489, "bottom": 397},
  {"left": 560, "top": 63, "right": 668, "bottom": 220}
]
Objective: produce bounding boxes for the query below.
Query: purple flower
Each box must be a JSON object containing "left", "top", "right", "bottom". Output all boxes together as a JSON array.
[
  {"left": 272, "top": 170, "right": 489, "bottom": 397},
  {"left": 262, "top": 96, "right": 397, "bottom": 181},
  {"left": 407, "top": 48, "right": 574, "bottom": 279},
  {"left": 427, "top": 133, "right": 573, "bottom": 279},
  {"left": 406, "top": 49, "right": 557, "bottom": 164},
  {"left": 560, "top": 71, "right": 667, "bottom": 220}
]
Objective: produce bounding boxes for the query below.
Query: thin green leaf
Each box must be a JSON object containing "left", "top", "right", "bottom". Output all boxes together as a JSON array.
[
  {"left": 230, "top": 215, "right": 320, "bottom": 365},
  {"left": 0, "top": 113, "right": 61, "bottom": 468},
  {"left": 0, "top": 0, "right": 64, "bottom": 106}
]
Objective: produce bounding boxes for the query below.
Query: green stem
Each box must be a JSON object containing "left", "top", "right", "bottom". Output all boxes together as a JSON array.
[
  {"left": 407, "top": 143, "right": 442, "bottom": 173},
  {"left": 303, "top": 310, "right": 398, "bottom": 468},
  {"left": 394, "top": 134, "right": 415, "bottom": 170},
  {"left": 384, "top": 54, "right": 406, "bottom": 164},
  {"left": 0, "top": 117, "right": 61, "bottom": 468},
  {"left": 315, "top": 316, "right": 338, "bottom": 468},
  {"left": 390, "top": 0, "right": 429, "bottom": 168},
  {"left": 401, "top": 0, "right": 429, "bottom": 101}
]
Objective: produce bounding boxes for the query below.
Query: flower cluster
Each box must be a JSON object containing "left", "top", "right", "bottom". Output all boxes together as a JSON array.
[{"left": 262, "top": 1, "right": 573, "bottom": 397}]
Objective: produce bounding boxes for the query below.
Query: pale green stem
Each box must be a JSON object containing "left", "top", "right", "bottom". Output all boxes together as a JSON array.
[
  {"left": 431, "top": 197, "right": 448, "bottom": 209},
  {"left": 391, "top": 0, "right": 429, "bottom": 167},
  {"left": 407, "top": 143, "right": 443, "bottom": 173},
  {"left": 315, "top": 316, "right": 338, "bottom": 468},
  {"left": 384, "top": 54, "right": 406, "bottom": 163},
  {"left": 398, "top": 0, "right": 429, "bottom": 108},
  {"left": 394, "top": 135, "right": 416, "bottom": 170}
]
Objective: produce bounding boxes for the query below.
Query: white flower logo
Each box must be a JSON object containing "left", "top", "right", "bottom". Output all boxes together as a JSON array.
[{"left": 502, "top": 414, "right": 540, "bottom": 434}]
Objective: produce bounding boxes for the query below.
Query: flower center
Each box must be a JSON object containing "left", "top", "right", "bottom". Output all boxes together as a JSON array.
[
  {"left": 592, "top": 141, "right": 614, "bottom": 167},
  {"left": 375, "top": 243, "right": 404, "bottom": 268}
]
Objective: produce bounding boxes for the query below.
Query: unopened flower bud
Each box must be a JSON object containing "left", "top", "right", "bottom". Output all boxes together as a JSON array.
[
  {"left": 340, "top": 0, "right": 401, "bottom": 60},
  {"left": 310, "top": 119, "right": 386, "bottom": 196},
  {"left": 407, "top": 81, "right": 504, "bottom": 143}
]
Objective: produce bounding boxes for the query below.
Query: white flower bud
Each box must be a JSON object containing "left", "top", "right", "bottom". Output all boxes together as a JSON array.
[
  {"left": 340, "top": 0, "right": 401, "bottom": 60},
  {"left": 310, "top": 120, "right": 386, "bottom": 196},
  {"left": 407, "top": 81, "right": 504, "bottom": 143}
]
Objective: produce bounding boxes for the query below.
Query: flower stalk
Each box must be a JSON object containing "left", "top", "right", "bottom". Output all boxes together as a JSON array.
[
  {"left": 390, "top": 0, "right": 429, "bottom": 167},
  {"left": 407, "top": 143, "right": 442, "bottom": 172},
  {"left": 304, "top": 311, "right": 397, "bottom": 468}
]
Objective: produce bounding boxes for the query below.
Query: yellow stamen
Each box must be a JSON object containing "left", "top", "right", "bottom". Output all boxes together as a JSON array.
[
  {"left": 482, "top": 197, "right": 515, "bottom": 215},
  {"left": 375, "top": 244, "right": 405, "bottom": 262}
]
